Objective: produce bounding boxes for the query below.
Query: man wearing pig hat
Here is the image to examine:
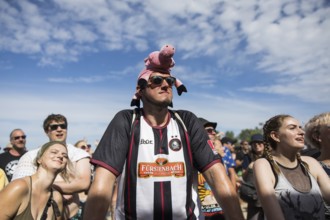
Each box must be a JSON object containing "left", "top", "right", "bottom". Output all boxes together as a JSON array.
[{"left": 84, "top": 45, "right": 244, "bottom": 220}]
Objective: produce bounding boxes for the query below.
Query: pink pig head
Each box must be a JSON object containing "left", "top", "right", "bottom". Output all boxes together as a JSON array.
[{"left": 144, "top": 44, "right": 175, "bottom": 72}]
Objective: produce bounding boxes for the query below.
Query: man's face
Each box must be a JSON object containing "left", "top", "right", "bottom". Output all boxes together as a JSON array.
[
  {"left": 241, "top": 141, "right": 249, "bottom": 151},
  {"left": 205, "top": 126, "right": 216, "bottom": 141},
  {"left": 10, "top": 130, "right": 26, "bottom": 150},
  {"left": 46, "top": 120, "right": 68, "bottom": 142},
  {"left": 141, "top": 72, "right": 174, "bottom": 108}
]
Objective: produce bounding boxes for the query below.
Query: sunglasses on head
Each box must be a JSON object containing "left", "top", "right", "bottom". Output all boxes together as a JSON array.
[
  {"left": 149, "top": 75, "right": 176, "bottom": 87},
  {"left": 13, "top": 135, "right": 26, "bottom": 140},
  {"left": 49, "top": 123, "right": 67, "bottom": 131}
]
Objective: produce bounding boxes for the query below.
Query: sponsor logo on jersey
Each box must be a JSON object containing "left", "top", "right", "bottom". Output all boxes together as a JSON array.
[
  {"left": 138, "top": 159, "right": 185, "bottom": 178},
  {"left": 140, "top": 139, "right": 154, "bottom": 145}
]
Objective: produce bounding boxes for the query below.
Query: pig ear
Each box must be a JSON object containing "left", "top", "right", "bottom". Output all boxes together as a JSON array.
[
  {"left": 174, "top": 78, "right": 187, "bottom": 95},
  {"left": 176, "top": 84, "right": 187, "bottom": 96},
  {"left": 130, "top": 98, "right": 140, "bottom": 107}
]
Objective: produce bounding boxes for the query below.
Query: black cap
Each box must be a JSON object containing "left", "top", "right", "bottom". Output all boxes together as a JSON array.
[
  {"left": 249, "top": 134, "right": 264, "bottom": 144},
  {"left": 221, "top": 137, "right": 236, "bottom": 145},
  {"left": 198, "top": 117, "right": 217, "bottom": 129}
]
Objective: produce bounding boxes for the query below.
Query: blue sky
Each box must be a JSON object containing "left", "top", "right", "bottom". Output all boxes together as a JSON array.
[{"left": 1, "top": 0, "right": 329, "bottom": 151}]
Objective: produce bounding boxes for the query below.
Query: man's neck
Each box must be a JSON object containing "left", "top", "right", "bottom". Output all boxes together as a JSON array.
[
  {"left": 9, "top": 148, "right": 25, "bottom": 156},
  {"left": 142, "top": 107, "right": 169, "bottom": 127}
]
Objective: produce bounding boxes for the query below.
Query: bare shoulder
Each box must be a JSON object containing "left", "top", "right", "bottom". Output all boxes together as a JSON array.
[
  {"left": 0, "top": 177, "right": 30, "bottom": 211},
  {"left": 301, "top": 155, "right": 324, "bottom": 175},
  {"left": 301, "top": 155, "right": 319, "bottom": 164},
  {"left": 253, "top": 158, "right": 273, "bottom": 177},
  {"left": 253, "top": 158, "right": 270, "bottom": 169},
  {"left": 3, "top": 177, "right": 30, "bottom": 196}
]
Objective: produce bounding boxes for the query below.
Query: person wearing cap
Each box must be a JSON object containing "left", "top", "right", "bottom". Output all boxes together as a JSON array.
[
  {"left": 198, "top": 117, "right": 235, "bottom": 220},
  {"left": 241, "top": 134, "right": 265, "bottom": 220},
  {"left": 0, "top": 129, "right": 27, "bottom": 181},
  {"left": 84, "top": 45, "right": 244, "bottom": 220}
]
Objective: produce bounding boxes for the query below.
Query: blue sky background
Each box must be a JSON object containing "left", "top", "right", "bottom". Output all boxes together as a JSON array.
[{"left": 1, "top": 0, "right": 329, "bottom": 151}]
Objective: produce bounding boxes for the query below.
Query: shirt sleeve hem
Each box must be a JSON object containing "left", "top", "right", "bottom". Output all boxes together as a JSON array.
[
  {"left": 90, "top": 158, "right": 121, "bottom": 177},
  {"left": 200, "top": 159, "right": 222, "bottom": 173}
]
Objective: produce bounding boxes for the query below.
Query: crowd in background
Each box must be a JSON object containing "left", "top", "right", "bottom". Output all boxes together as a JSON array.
[{"left": 0, "top": 111, "right": 329, "bottom": 220}]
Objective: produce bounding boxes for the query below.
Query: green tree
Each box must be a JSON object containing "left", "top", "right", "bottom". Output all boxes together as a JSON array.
[
  {"left": 224, "top": 131, "right": 235, "bottom": 139},
  {"left": 238, "top": 123, "right": 263, "bottom": 142}
]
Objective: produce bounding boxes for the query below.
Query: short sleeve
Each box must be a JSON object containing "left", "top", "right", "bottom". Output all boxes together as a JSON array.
[
  {"left": 91, "top": 110, "right": 133, "bottom": 176},
  {"left": 67, "top": 144, "right": 91, "bottom": 162},
  {"left": 11, "top": 149, "right": 38, "bottom": 181},
  {"left": 175, "top": 110, "right": 221, "bottom": 172}
]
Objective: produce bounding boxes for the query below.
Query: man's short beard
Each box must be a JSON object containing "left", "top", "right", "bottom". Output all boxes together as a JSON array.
[{"left": 142, "top": 95, "right": 173, "bottom": 108}]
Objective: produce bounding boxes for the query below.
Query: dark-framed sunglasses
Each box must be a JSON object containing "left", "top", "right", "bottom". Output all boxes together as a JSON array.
[
  {"left": 80, "top": 144, "right": 91, "bottom": 150},
  {"left": 149, "top": 76, "right": 176, "bottom": 87},
  {"left": 206, "top": 128, "right": 215, "bottom": 134},
  {"left": 13, "top": 135, "right": 27, "bottom": 140},
  {"left": 49, "top": 123, "right": 67, "bottom": 131}
]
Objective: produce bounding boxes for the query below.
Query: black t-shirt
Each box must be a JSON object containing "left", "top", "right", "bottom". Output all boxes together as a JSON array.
[{"left": 0, "top": 151, "right": 24, "bottom": 181}]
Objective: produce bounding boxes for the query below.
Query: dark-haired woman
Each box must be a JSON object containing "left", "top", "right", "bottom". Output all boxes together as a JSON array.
[
  {"left": 0, "top": 141, "right": 71, "bottom": 220},
  {"left": 253, "top": 114, "right": 330, "bottom": 220}
]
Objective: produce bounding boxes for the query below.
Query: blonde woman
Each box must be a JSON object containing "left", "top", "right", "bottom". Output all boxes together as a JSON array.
[
  {"left": 305, "top": 112, "right": 330, "bottom": 219},
  {"left": 253, "top": 114, "right": 330, "bottom": 220},
  {"left": 0, "top": 141, "right": 70, "bottom": 220}
]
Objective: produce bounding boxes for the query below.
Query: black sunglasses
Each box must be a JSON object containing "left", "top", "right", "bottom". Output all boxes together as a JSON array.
[
  {"left": 80, "top": 145, "right": 91, "bottom": 150},
  {"left": 49, "top": 123, "right": 67, "bottom": 131},
  {"left": 13, "top": 135, "right": 27, "bottom": 140},
  {"left": 149, "top": 76, "right": 176, "bottom": 86},
  {"left": 206, "top": 128, "right": 215, "bottom": 134}
]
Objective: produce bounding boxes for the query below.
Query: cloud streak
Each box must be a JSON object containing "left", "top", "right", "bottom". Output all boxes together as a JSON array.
[{"left": 0, "top": 0, "right": 329, "bottom": 148}]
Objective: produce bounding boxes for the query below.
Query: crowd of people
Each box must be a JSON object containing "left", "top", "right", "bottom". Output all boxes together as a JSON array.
[{"left": 0, "top": 44, "right": 329, "bottom": 220}]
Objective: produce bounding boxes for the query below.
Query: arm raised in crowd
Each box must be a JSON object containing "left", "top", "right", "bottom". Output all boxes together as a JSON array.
[{"left": 53, "top": 158, "right": 91, "bottom": 194}]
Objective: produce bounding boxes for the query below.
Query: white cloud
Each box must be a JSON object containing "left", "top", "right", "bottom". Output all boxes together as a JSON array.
[{"left": 0, "top": 0, "right": 329, "bottom": 149}]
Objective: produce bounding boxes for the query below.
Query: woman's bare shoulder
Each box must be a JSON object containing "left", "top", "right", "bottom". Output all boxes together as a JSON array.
[
  {"left": 254, "top": 158, "right": 270, "bottom": 167},
  {"left": 301, "top": 155, "right": 319, "bottom": 163},
  {"left": 0, "top": 177, "right": 30, "bottom": 206},
  {"left": 5, "top": 177, "right": 29, "bottom": 195}
]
